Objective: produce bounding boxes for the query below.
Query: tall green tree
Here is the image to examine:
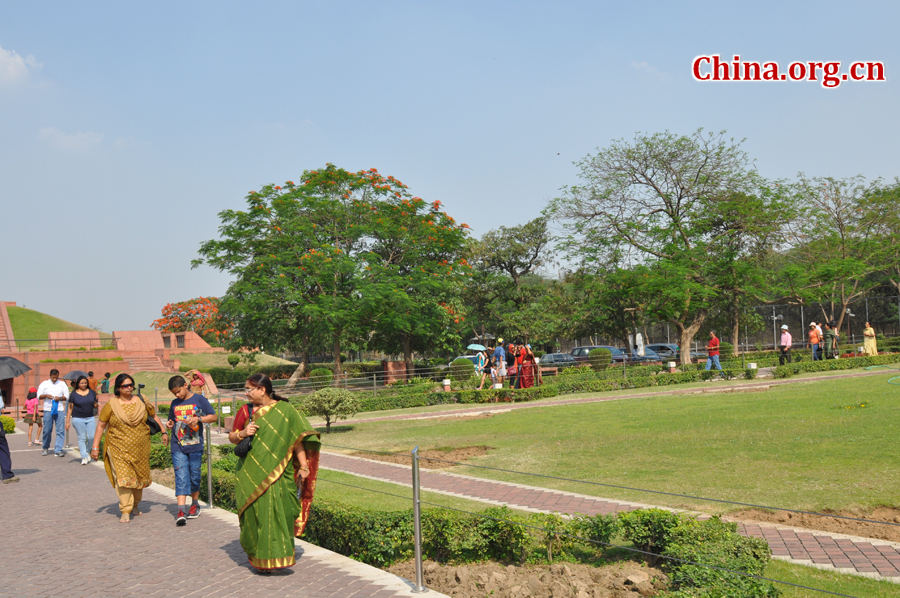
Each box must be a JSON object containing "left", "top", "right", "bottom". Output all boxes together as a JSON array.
[
  {"left": 194, "top": 165, "right": 469, "bottom": 379},
  {"left": 548, "top": 129, "right": 774, "bottom": 364}
]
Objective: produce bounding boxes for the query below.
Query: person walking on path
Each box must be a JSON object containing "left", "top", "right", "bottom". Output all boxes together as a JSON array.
[
  {"left": 0, "top": 391, "right": 17, "bottom": 484},
  {"left": 863, "top": 322, "right": 878, "bottom": 356},
  {"left": 99, "top": 372, "right": 111, "bottom": 395},
  {"left": 808, "top": 323, "right": 821, "bottom": 361},
  {"left": 475, "top": 349, "right": 490, "bottom": 390},
  {"left": 87, "top": 371, "right": 98, "bottom": 393},
  {"left": 165, "top": 375, "right": 217, "bottom": 526},
  {"left": 823, "top": 321, "right": 839, "bottom": 359},
  {"left": 37, "top": 369, "right": 69, "bottom": 457},
  {"left": 519, "top": 345, "right": 537, "bottom": 388},
  {"left": 493, "top": 340, "right": 506, "bottom": 387},
  {"left": 90, "top": 373, "right": 168, "bottom": 523},
  {"left": 66, "top": 376, "right": 98, "bottom": 465},
  {"left": 705, "top": 330, "right": 723, "bottom": 372},
  {"left": 779, "top": 325, "right": 793, "bottom": 365},
  {"left": 24, "top": 387, "right": 42, "bottom": 446},
  {"left": 229, "top": 373, "right": 320, "bottom": 572}
]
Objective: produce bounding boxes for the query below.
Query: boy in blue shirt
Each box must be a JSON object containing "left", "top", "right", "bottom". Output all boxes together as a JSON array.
[{"left": 165, "top": 375, "right": 217, "bottom": 526}]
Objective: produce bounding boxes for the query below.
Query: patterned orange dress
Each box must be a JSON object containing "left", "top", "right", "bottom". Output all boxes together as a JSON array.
[{"left": 99, "top": 401, "right": 154, "bottom": 489}]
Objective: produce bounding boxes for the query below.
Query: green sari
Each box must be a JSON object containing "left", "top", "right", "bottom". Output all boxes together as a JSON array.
[{"left": 234, "top": 400, "right": 321, "bottom": 570}]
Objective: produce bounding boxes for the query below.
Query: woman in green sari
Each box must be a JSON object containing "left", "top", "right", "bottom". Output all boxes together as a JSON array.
[{"left": 230, "top": 373, "right": 320, "bottom": 572}]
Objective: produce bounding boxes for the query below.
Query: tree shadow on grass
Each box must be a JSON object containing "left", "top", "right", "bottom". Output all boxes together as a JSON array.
[{"left": 315, "top": 425, "right": 355, "bottom": 434}]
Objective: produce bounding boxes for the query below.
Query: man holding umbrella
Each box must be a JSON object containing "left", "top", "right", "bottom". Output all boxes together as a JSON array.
[{"left": 38, "top": 369, "right": 69, "bottom": 457}]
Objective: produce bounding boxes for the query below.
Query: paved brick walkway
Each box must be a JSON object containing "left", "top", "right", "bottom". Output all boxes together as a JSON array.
[
  {"left": 1, "top": 425, "right": 445, "bottom": 598},
  {"left": 319, "top": 452, "right": 900, "bottom": 582}
]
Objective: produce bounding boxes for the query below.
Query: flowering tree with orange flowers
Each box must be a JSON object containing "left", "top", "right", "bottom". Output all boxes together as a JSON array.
[
  {"left": 151, "top": 296, "right": 233, "bottom": 344},
  {"left": 194, "top": 164, "right": 471, "bottom": 379}
]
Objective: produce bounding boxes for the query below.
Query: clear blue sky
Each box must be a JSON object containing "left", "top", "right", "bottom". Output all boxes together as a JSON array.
[{"left": 2, "top": 1, "right": 897, "bottom": 333}]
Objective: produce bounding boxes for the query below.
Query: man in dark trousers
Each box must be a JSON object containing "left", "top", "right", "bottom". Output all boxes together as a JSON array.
[{"left": 0, "top": 390, "right": 19, "bottom": 484}]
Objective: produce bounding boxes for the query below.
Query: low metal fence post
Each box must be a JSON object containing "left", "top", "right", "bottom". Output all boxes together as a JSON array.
[
  {"left": 205, "top": 423, "right": 214, "bottom": 509},
  {"left": 217, "top": 395, "right": 222, "bottom": 434},
  {"left": 154, "top": 388, "right": 158, "bottom": 414},
  {"left": 411, "top": 446, "right": 427, "bottom": 593}
]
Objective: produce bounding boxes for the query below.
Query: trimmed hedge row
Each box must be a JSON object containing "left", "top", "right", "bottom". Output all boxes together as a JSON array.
[{"left": 773, "top": 352, "right": 900, "bottom": 378}]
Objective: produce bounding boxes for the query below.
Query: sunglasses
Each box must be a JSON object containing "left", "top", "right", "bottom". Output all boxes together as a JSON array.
[{"left": 120, "top": 383, "right": 135, "bottom": 389}]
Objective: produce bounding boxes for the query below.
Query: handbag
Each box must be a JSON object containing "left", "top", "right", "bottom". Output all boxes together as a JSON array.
[
  {"left": 234, "top": 404, "right": 254, "bottom": 457},
  {"left": 137, "top": 395, "right": 162, "bottom": 435}
]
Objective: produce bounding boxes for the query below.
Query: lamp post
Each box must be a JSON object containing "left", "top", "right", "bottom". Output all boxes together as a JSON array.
[
  {"left": 846, "top": 311, "right": 855, "bottom": 348},
  {"left": 770, "top": 308, "right": 784, "bottom": 350}
]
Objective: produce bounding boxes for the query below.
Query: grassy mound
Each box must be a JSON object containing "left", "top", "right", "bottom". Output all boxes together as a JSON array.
[{"left": 7, "top": 306, "right": 111, "bottom": 347}]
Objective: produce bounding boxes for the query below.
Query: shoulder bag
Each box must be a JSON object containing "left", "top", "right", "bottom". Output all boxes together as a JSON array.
[
  {"left": 137, "top": 395, "right": 163, "bottom": 435},
  {"left": 234, "top": 404, "right": 255, "bottom": 457}
]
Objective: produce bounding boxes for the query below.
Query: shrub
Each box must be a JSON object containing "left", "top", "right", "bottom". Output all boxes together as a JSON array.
[
  {"left": 588, "top": 348, "right": 613, "bottom": 371},
  {"left": 226, "top": 354, "right": 240, "bottom": 369},
  {"left": 449, "top": 357, "right": 475, "bottom": 381},
  {"left": 309, "top": 367, "right": 334, "bottom": 387},
  {"left": 149, "top": 443, "right": 172, "bottom": 469},
  {"left": 656, "top": 371, "right": 701, "bottom": 385},
  {"left": 305, "top": 501, "right": 414, "bottom": 565},
  {"left": 570, "top": 513, "right": 619, "bottom": 547},
  {"left": 719, "top": 342, "right": 735, "bottom": 357},
  {"left": 211, "top": 452, "right": 240, "bottom": 473},
  {"left": 199, "top": 466, "right": 238, "bottom": 512},
  {"left": 1, "top": 415, "right": 15, "bottom": 434},
  {"left": 618, "top": 508, "right": 681, "bottom": 564},
  {"left": 663, "top": 517, "right": 778, "bottom": 598},
  {"left": 530, "top": 512, "right": 573, "bottom": 562},
  {"left": 423, "top": 506, "right": 529, "bottom": 564},
  {"left": 296, "top": 387, "right": 359, "bottom": 433},
  {"left": 744, "top": 367, "right": 758, "bottom": 380}
]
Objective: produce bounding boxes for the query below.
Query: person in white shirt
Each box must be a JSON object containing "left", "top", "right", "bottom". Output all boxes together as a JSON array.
[{"left": 37, "top": 369, "right": 70, "bottom": 457}]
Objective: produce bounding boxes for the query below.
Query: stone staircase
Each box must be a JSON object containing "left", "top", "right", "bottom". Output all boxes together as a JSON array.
[
  {"left": 126, "top": 355, "right": 175, "bottom": 372},
  {"left": 0, "top": 303, "right": 16, "bottom": 352}
]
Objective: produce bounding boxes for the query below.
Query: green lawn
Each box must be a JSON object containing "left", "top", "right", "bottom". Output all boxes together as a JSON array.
[
  {"left": 769, "top": 559, "right": 898, "bottom": 598},
  {"left": 8, "top": 306, "right": 112, "bottom": 348},
  {"left": 318, "top": 372, "right": 900, "bottom": 515},
  {"left": 173, "top": 352, "right": 296, "bottom": 370}
]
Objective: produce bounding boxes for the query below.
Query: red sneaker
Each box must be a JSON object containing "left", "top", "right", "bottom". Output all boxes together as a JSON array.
[
  {"left": 187, "top": 504, "right": 201, "bottom": 519},
  {"left": 176, "top": 510, "right": 187, "bottom": 526}
]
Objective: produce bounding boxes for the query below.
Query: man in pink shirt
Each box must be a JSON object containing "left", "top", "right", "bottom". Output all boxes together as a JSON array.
[{"left": 779, "top": 324, "right": 792, "bottom": 365}]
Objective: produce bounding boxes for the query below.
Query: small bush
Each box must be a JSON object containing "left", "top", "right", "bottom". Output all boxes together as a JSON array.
[
  {"left": 570, "top": 513, "right": 618, "bottom": 547},
  {"left": 309, "top": 367, "right": 334, "bottom": 386},
  {"left": 1, "top": 415, "right": 15, "bottom": 434},
  {"left": 744, "top": 367, "right": 758, "bottom": 380},
  {"left": 449, "top": 358, "right": 475, "bottom": 382},
  {"left": 211, "top": 452, "right": 240, "bottom": 473},
  {"left": 618, "top": 508, "right": 681, "bottom": 564},
  {"left": 226, "top": 354, "right": 240, "bottom": 369},
  {"left": 149, "top": 443, "right": 172, "bottom": 469},
  {"left": 719, "top": 342, "right": 735, "bottom": 357},
  {"left": 199, "top": 466, "right": 238, "bottom": 512},
  {"left": 588, "top": 348, "right": 612, "bottom": 371},
  {"left": 296, "top": 387, "right": 359, "bottom": 433}
]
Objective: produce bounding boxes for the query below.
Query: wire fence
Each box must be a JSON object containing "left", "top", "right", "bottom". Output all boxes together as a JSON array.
[{"left": 315, "top": 442, "right": 872, "bottom": 597}]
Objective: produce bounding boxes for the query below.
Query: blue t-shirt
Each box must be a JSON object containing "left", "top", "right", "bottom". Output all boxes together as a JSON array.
[
  {"left": 68, "top": 390, "right": 97, "bottom": 418},
  {"left": 493, "top": 346, "right": 506, "bottom": 365},
  {"left": 168, "top": 394, "right": 216, "bottom": 454}
]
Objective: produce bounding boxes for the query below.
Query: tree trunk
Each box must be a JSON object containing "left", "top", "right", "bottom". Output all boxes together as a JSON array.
[
  {"left": 730, "top": 303, "right": 740, "bottom": 357},
  {"left": 675, "top": 311, "right": 707, "bottom": 366},
  {"left": 401, "top": 333, "right": 414, "bottom": 382},
  {"left": 332, "top": 334, "right": 342, "bottom": 381},
  {"left": 284, "top": 350, "right": 309, "bottom": 391}
]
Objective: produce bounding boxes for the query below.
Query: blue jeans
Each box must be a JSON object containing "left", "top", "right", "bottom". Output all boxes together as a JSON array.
[
  {"left": 705, "top": 354, "right": 722, "bottom": 371},
  {"left": 43, "top": 410, "right": 66, "bottom": 453},
  {"left": 811, "top": 343, "right": 820, "bottom": 361},
  {"left": 172, "top": 450, "right": 203, "bottom": 497},
  {"left": 71, "top": 417, "right": 96, "bottom": 460}
]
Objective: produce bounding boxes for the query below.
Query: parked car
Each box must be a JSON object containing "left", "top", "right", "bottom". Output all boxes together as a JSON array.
[
  {"left": 538, "top": 353, "right": 581, "bottom": 369},
  {"left": 570, "top": 345, "right": 627, "bottom": 364},
  {"left": 629, "top": 347, "right": 662, "bottom": 363},
  {"left": 645, "top": 343, "right": 679, "bottom": 361}
]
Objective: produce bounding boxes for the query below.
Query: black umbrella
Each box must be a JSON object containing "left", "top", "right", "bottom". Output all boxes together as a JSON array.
[
  {"left": 0, "top": 356, "right": 32, "bottom": 380},
  {"left": 62, "top": 370, "right": 90, "bottom": 381}
]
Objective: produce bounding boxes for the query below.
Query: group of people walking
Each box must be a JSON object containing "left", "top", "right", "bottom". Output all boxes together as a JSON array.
[
  {"left": 12, "top": 368, "right": 320, "bottom": 574},
  {"left": 475, "top": 339, "right": 540, "bottom": 390}
]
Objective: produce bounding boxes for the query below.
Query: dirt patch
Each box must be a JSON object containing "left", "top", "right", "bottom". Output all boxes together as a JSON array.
[
  {"left": 387, "top": 559, "right": 668, "bottom": 598},
  {"left": 352, "top": 446, "right": 492, "bottom": 470},
  {"left": 730, "top": 507, "right": 900, "bottom": 542},
  {"left": 151, "top": 467, "right": 176, "bottom": 489}
]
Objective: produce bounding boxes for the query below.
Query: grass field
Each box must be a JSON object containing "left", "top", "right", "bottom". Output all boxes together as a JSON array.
[
  {"left": 7, "top": 306, "right": 112, "bottom": 348},
  {"left": 318, "top": 371, "right": 900, "bottom": 515},
  {"left": 314, "top": 466, "right": 900, "bottom": 597},
  {"left": 172, "top": 351, "right": 297, "bottom": 370}
]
